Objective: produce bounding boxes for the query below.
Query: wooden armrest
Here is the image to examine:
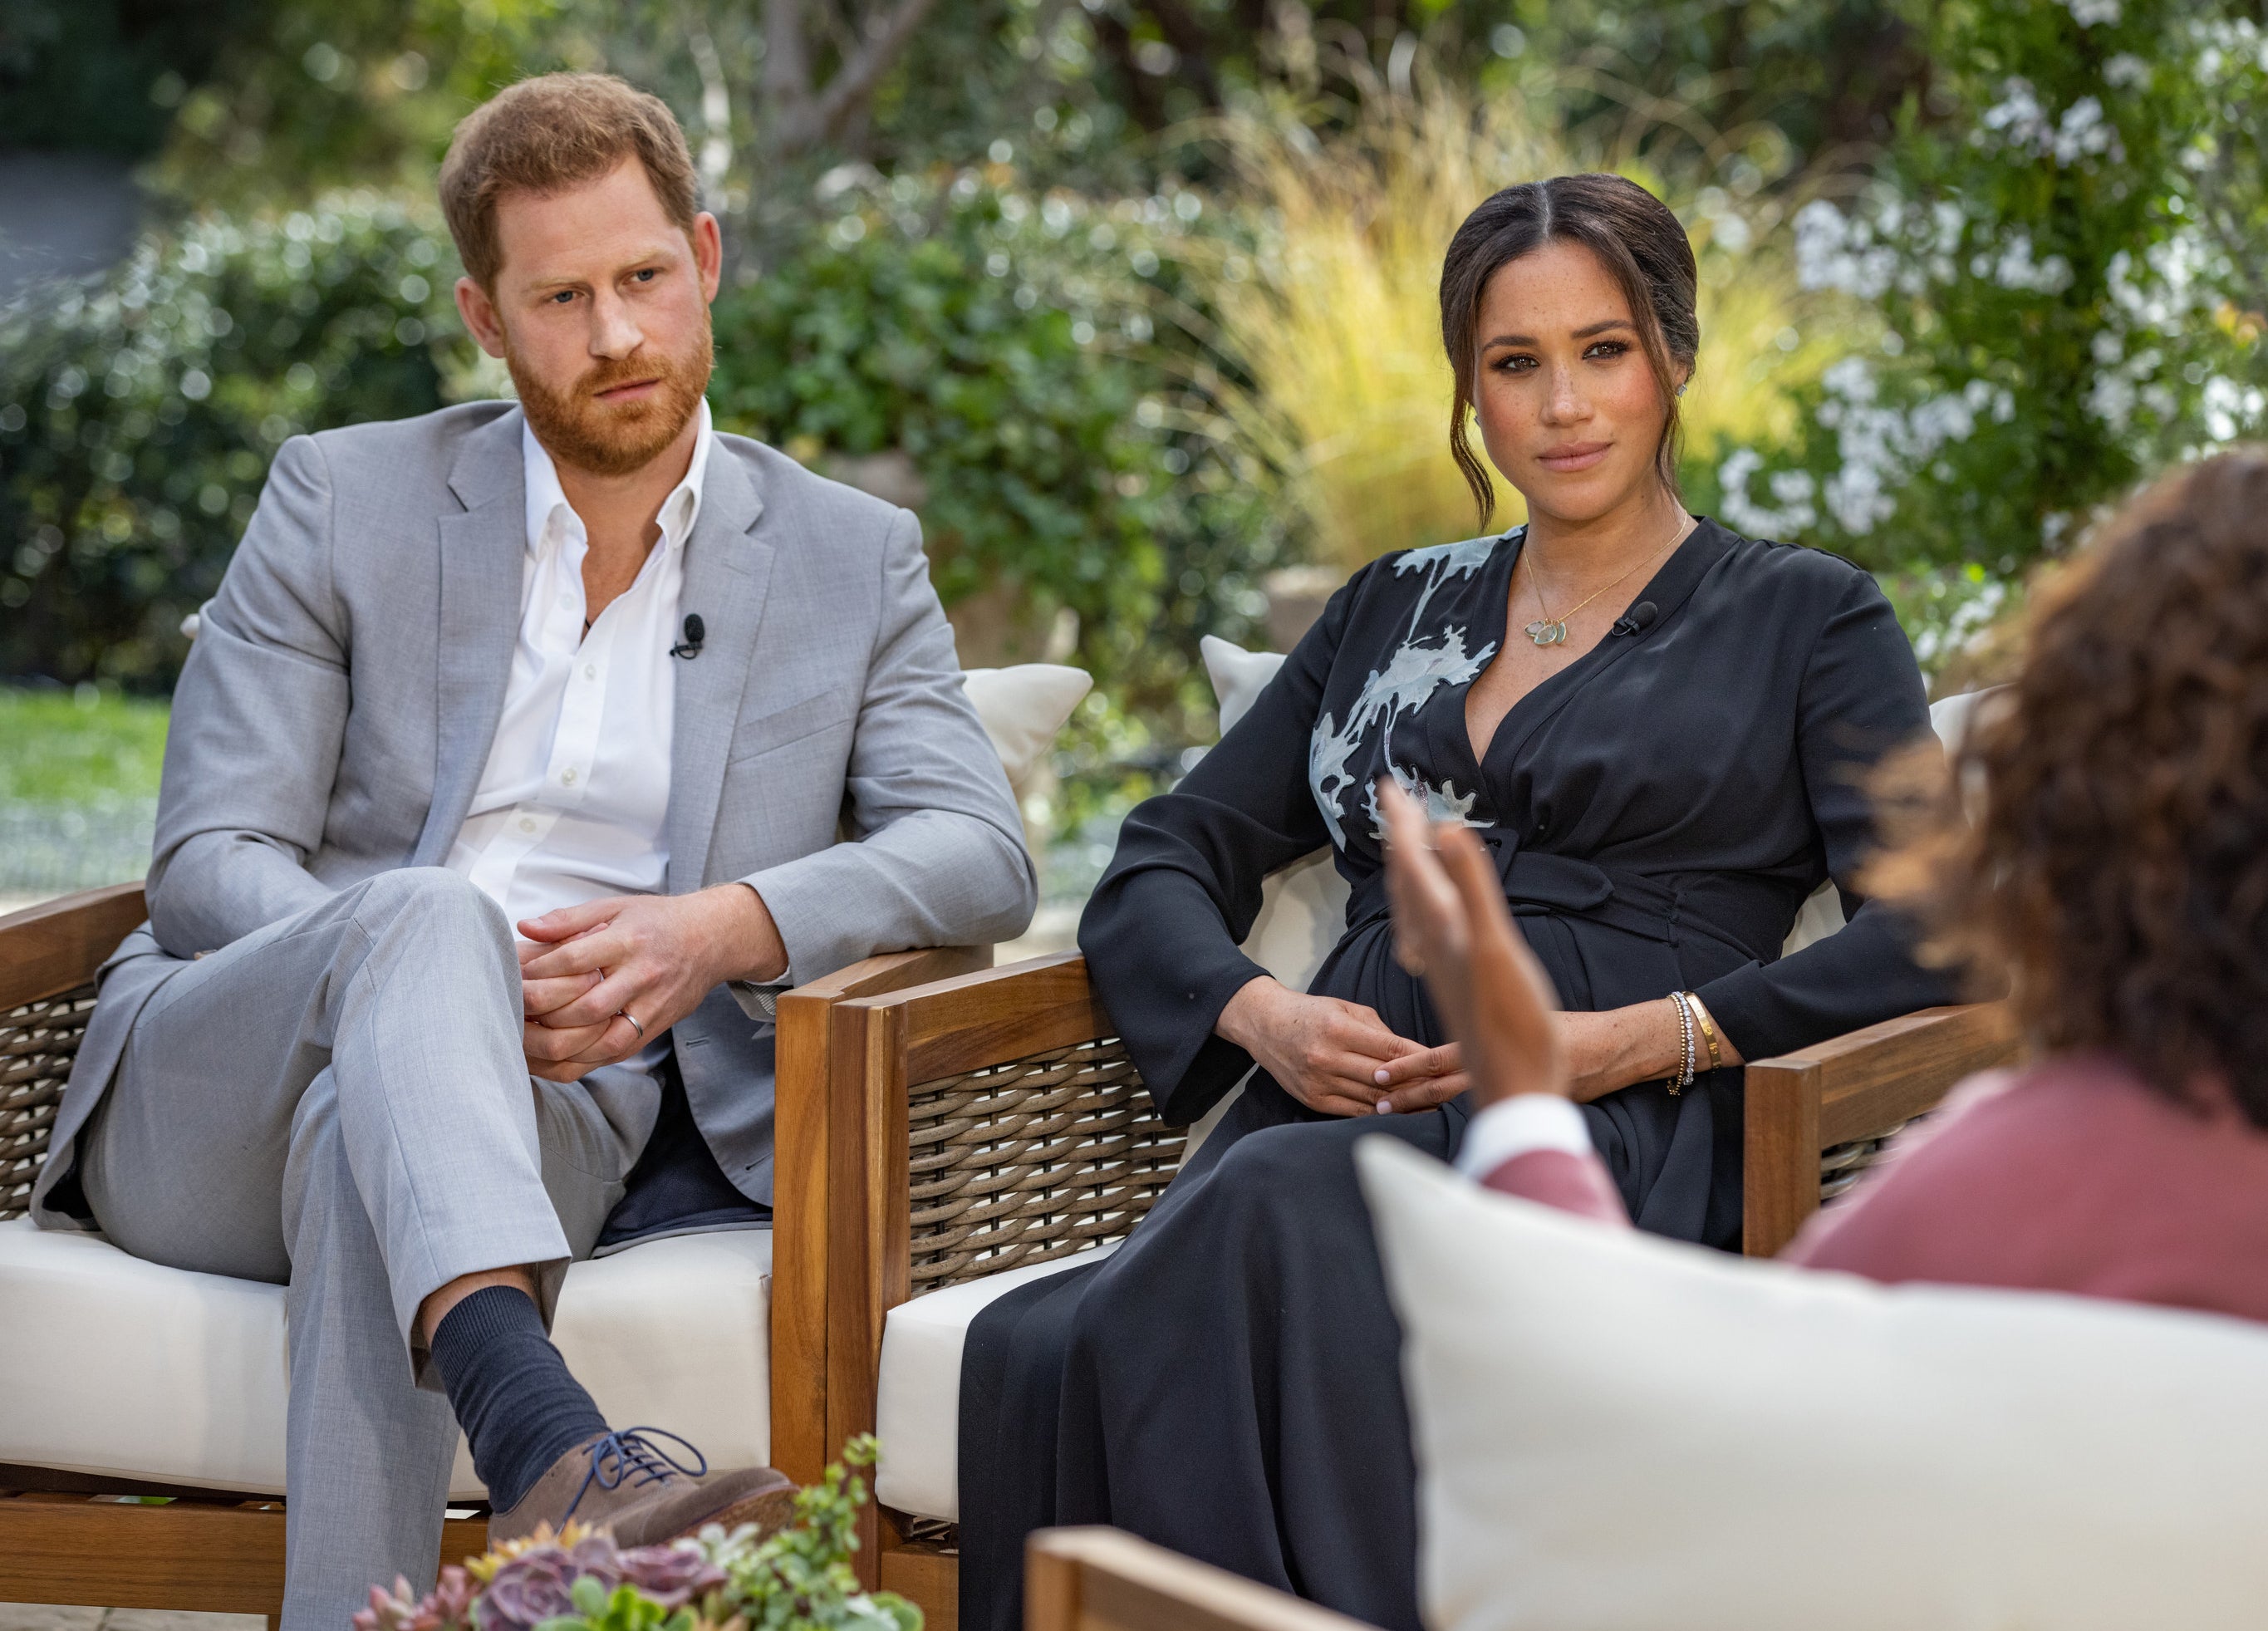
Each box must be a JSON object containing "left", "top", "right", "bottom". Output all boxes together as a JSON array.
[
  {"left": 771, "top": 944, "right": 990, "bottom": 1486},
  {"left": 1028, "top": 1528, "right": 1377, "bottom": 1631},
  {"left": 0, "top": 883, "right": 147, "bottom": 1010},
  {"left": 839, "top": 951, "right": 1111, "bottom": 1082},
  {"left": 1743, "top": 1001, "right": 2019, "bottom": 1257}
]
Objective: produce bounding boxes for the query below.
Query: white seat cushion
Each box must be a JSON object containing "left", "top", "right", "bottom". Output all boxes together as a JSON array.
[
  {"left": 0, "top": 1216, "right": 772, "bottom": 1500},
  {"left": 873, "top": 1241, "right": 1120, "bottom": 1521},
  {"left": 1358, "top": 1137, "right": 2268, "bottom": 1631}
]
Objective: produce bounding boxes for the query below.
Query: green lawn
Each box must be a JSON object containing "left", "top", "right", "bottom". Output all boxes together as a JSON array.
[{"left": 0, "top": 685, "right": 171, "bottom": 805}]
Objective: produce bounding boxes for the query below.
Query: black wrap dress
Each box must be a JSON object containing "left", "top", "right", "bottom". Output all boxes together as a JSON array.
[{"left": 958, "top": 519, "right": 1959, "bottom": 1631}]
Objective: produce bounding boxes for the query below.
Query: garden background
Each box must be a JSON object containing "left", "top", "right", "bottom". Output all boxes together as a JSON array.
[{"left": 6, "top": 0, "right": 2268, "bottom": 921}]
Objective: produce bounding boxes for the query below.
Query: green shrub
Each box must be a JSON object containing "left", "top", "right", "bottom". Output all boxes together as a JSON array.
[
  {"left": 708, "top": 166, "right": 1284, "bottom": 738},
  {"left": 0, "top": 193, "right": 464, "bottom": 685},
  {"left": 1696, "top": 0, "right": 2268, "bottom": 670}
]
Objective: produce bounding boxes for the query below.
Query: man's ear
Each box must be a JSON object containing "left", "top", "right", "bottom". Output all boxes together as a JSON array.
[
  {"left": 692, "top": 212, "right": 723, "bottom": 304},
  {"left": 456, "top": 276, "right": 507, "bottom": 359}
]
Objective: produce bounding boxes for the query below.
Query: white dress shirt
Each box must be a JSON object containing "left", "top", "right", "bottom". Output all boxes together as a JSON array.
[
  {"left": 1453, "top": 1092, "right": 1597, "bottom": 1180},
  {"left": 445, "top": 403, "right": 714, "bottom": 1068}
]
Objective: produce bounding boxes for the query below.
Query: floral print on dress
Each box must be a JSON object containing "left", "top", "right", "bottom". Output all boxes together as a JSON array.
[{"left": 1306, "top": 533, "right": 1513, "bottom": 847}]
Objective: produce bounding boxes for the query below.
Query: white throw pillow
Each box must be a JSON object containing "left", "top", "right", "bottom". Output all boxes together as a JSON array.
[
  {"left": 1357, "top": 1137, "right": 2268, "bottom": 1631},
  {"left": 1199, "top": 636, "right": 1349, "bottom": 995},
  {"left": 961, "top": 663, "right": 1093, "bottom": 799}
]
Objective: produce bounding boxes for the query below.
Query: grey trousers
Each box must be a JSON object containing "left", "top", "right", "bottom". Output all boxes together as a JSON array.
[{"left": 76, "top": 868, "right": 655, "bottom": 1631}]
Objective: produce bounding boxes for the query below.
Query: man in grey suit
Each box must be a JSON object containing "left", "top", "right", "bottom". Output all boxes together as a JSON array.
[{"left": 29, "top": 72, "right": 1034, "bottom": 1627}]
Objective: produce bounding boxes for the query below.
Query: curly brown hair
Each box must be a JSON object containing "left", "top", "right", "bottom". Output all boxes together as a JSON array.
[{"left": 1871, "top": 449, "right": 2268, "bottom": 1128}]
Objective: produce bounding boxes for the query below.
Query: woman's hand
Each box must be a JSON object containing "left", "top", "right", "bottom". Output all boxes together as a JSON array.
[
  {"left": 1378, "top": 781, "right": 1565, "bottom": 1108},
  {"left": 1215, "top": 975, "right": 1429, "bottom": 1118}
]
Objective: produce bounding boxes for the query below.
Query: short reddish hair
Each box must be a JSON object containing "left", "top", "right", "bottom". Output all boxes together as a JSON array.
[{"left": 439, "top": 71, "right": 699, "bottom": 288}]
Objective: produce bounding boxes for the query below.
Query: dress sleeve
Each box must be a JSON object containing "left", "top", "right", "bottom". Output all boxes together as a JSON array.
[
  {"left": 1692, "top": 570, "right": 1964, "bottom": 1061},
  {"left": 1078, "top": 578, "right": 1358, "bottom": 1123}
]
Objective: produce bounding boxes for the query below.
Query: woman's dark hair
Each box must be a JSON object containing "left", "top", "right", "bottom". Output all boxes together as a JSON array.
[
  {"left": 1870, "top": 449, "right": 2268, "bottom": 1129},
  {"left": 1438, "top": 174, "right": 1700, "bottom": 529}
]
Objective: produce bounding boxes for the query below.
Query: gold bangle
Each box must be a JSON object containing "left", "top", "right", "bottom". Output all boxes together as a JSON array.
[{"left": 1686, "top": 992, "right": 1723, "bottom": 1073}]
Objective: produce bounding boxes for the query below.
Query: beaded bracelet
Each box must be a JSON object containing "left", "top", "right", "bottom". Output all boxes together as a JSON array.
[{"left": 1667, "top": 990, "right": 1696, "bottom": 1096}]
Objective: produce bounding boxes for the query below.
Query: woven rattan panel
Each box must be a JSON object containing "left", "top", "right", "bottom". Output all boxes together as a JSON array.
[
  {"left": 2, "top": 983, "right": 94, "bottom": 1220},
  {"left": 1819, "top": 1118, "right": 1915, "bottom": 1204},
  {"left": 907, "top": 1037, "right": 1186, "bottom": 1294}
]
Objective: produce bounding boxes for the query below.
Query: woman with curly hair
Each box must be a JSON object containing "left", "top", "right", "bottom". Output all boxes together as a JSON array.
[{"left": 1388, "top": 445, "right": 2268, "bottom": 1318}]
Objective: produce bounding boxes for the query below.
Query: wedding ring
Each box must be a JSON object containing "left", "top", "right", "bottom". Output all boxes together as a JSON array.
[{"left": 619, "top": 1010, "right": 646, "bottom": 1039}]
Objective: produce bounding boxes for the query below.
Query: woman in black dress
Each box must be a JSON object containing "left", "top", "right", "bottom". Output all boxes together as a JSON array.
[{"left": 959, "top": 174, "right": 1957, "bottom": 1631}]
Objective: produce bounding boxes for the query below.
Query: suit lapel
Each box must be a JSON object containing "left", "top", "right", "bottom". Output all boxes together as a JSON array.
[
  {"left": 415, "top": 409, "right": 528, "bottom": 866},
  {"left": 666, "top": 446, "right": 774, "bottom": 892}
]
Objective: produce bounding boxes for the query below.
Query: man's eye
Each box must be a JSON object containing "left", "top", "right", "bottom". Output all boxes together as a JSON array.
[
  {"left": 550, "top": 290, "right": 577, "bottom": 305},
  {"left": 633, "top": 268, "right": 658, "bottom": 282}
]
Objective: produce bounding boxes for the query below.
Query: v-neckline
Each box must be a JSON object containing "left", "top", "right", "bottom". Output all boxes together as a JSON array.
[{"left": 1456, "top": 519, "right": 1730, "bottom": 776}]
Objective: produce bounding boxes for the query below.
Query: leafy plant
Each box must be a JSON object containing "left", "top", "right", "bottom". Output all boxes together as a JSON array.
[
  {"left": 353, "top": 1437, "right": 916, "bottom": 1631},
  {"left": 1705, "top": 0, "right": 2268, "bottom": 671},
  {"left": 0, "top": 193, "right": 464, "bottom": 685},
  {"left": 707, "top": 163, "right": 1286, "bottom": 732}
]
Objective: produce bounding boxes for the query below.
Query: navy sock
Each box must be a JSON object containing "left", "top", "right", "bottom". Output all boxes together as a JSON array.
[{"left": 430, "top": 1285, "right": 610, "bottom": 1513}]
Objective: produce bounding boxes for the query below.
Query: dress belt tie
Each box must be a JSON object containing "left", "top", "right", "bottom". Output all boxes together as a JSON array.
[{"left": 1347, "top": 827, "right": 1681, "bottom": 946}]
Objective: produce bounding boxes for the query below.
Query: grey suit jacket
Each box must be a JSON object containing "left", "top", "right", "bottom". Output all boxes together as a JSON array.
[{"left": 33, "top": 401, "right": 1035, "bottom": 1224}]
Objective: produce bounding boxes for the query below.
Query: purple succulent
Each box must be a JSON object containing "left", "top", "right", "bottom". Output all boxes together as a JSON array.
[
  {"left": 354, "top": 1566, "right": 479, "bottom": 1631},
  {"left": 476, "top": 1537, "right": 626, "bottom": 1631},
  {"left": 615, "top": 1543, "right": 729, "bottom": 1609}
]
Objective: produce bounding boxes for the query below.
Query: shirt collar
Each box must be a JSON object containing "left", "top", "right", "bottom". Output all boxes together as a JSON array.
[{"left": 521, "top": 397, "right": 715, "bottom": 559}]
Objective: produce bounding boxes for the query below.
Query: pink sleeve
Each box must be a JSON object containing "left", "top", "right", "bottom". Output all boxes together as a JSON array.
[{"left": 1480, "top": 1147, "right": 1631, "bottom": 1225}]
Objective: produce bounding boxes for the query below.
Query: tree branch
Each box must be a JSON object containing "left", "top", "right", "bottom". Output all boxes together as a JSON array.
[
  {"left": 801, "top": 0, "right": 941, "bottom": 152},
  {"left": 762, "top": 0, "right": 817, "bottom": 142}
]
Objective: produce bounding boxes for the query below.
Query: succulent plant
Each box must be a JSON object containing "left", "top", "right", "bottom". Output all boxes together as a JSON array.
[
  {"left": 353, "top": 1565, "right": 479, "bottom": 1631},
  {"left": 478, "top": 1535, "right": 626, "bottom": 1631},
  {"left": 615, "top": 1542, "right": 729, "bottom": 1609}
]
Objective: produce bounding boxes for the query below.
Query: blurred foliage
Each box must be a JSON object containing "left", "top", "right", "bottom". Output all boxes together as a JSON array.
[
  {"left": 1706, "top": 0, "right": 2268, "bottom": 673},
  {"left": 0, "top": 0, "right": 265, "bottom": 157},
  {"left": 709, "top": 165, "right": 1285, "bottom": 737},
  {"left": 0, "top": 196, "right": 464, "bottom": 685},
  {"left": 1197, "top": 66, "right": 1857, "bottom": 571}
]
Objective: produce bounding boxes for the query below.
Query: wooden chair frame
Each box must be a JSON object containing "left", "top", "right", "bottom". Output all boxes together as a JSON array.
[
  {"left": 1027, "top": 1527, "right": 1369, "bottom": 1631},
  {"left": 0, "top": 882, "right": 980, "bottom": 1623},
  {"left": 802, "top": 953, "right": 2019, "bottom": 1628}
]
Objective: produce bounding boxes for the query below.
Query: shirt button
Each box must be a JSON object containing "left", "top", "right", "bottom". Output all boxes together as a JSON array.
[
  {"left": 561, "top": 768, "right": 578, "bottom": 786},
  {"left": 518, "top": 816, "right": 537, "bottom": 833},
  {"left": 583, "top": 663, "right": 597, "bottom": 680}
]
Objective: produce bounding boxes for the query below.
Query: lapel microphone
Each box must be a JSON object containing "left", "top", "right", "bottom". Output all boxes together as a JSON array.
[
  {"left": 670, "top": 613, "right": 705, "bottom": 659},
  {"left": 1610, "top": 601, "right": 1659, "bottom": 638}
]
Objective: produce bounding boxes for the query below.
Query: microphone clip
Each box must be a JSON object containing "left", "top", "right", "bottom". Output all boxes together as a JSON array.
[{"left": 670, "top": 613, "right": 705, "bottom": 660}]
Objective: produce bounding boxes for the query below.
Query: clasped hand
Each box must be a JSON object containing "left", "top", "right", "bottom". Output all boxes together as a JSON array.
[{"left": 517, "top": 882, "right": 786, "bottom": 1083}]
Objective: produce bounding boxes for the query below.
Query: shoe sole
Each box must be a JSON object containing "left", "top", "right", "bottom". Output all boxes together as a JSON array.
[{"left": 664, "top": 1473, "right": 801, "bottom": 1545}]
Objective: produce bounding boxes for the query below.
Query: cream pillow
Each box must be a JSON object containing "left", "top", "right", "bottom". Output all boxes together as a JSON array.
[
  {"left": 1357, "top": 1137, "right": 2268, "bottom": 1631},
  {"left": 961, "top": 663, "right": 1093, "bottom": 799},
  {"left": 1199, "top": 636, "right": 1349, "bottom": 993}
]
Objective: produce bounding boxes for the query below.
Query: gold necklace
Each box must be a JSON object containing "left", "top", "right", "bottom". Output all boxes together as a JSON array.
[{"left": 1521, "top": 529, "right": 1682, "bottom": 647}]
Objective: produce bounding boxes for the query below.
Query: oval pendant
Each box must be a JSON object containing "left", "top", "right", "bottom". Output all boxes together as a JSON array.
[{"left": 1525, "top": 619, "right": 1567, "bottom": 646}]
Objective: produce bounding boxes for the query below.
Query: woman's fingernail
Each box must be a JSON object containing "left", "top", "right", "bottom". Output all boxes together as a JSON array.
[
  {"left": 1374, "top": 1068, "right": 1391, "bottom": 1084},
  {"left": 1374, "top": 1099, "right": 1394, "bottom": 1114}
]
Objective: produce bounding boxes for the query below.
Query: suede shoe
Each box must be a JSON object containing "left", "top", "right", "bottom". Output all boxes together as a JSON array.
[{"left": 488, "top": 1428, "right": 798, "bottom": 1548}]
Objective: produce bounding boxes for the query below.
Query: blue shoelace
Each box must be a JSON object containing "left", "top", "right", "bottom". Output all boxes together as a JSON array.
[{"left": 562, "top": 1427, "right": 710, "bottom": 1521}]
